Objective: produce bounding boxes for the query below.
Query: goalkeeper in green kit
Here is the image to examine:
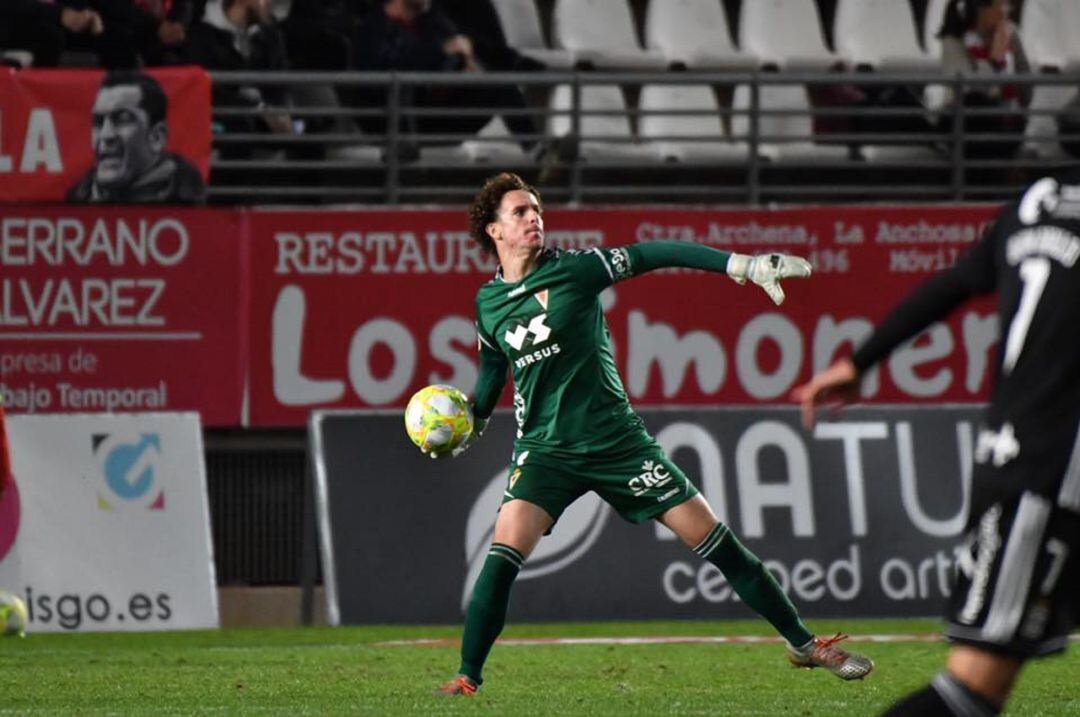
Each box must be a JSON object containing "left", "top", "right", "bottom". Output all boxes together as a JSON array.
[{"left": 437, "top": 173, "right": 874, "bottom": 695}]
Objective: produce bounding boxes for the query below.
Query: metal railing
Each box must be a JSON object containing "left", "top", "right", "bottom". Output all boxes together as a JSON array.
[{"left": 208, "top": 70, "right": 1079, "bottom": 205}]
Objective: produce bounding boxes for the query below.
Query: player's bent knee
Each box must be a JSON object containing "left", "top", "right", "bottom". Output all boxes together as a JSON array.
[
  {"left": 946, "top": 646, "right": 1024, "bottom": 708},
  {"left": 492, "top": 499, "right": 554, "bottom": 557}
]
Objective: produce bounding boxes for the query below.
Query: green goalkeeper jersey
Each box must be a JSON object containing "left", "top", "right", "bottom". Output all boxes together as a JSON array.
[{"left": 472, "top": 242, "right": 732, "bottom": 457}]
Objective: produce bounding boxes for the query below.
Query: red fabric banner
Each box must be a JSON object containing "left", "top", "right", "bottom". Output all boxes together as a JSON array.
[
  {"left": 0, "top": 404, "right": 10, "bottom": 496},
  {"left": 0, "top": 67, "right": 210, "bottom": 203},
  {"left": 0, "top": 207, "right": 247, "bottom": 425},
  {"left": 246, "top": 205, "right": 1001, "bottom": 427}
]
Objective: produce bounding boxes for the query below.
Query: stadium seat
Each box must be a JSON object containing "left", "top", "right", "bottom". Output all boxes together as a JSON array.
[
  {"left": 731, "top": 82, "right": 850, "bottom": 162},
  {"left": 419, "top": 116, "right": 528, "bottom": 164},
  {"left": 269, "top": 0, "right": 290, "bottom": 20},
  {"left": 643, "top": 0, "right": 757, "bottom": 70},
  {"left": 638, "top": 84, "right": 747, "bottom": 163},
  {"left": 922, "top": 0, "right": 950, "bottom": 60},
  {"left": 1021, "top": 0, "right": 1080, "bottom": 73},
  {"left": 548, "top": 84, "right": 654, "bottom": 161},
  {"left": 491, "top": 0, "right": 576, "bottom": 70},
  {"left": 833, "top": 0, "right": 937, "bottom": 72},
  {"left": 1022, "top": 83, "right": 1074, "bottom": 159},
  {"left": 552, "top": 0, "right": 668, "bottom": 70},
  {"left": 1, "top": 50, "right": 33, "bottom": 68},
  {"left": 738, "top": 0, "right": 838, "bottom": 70},
  {"left": 858, "top": 142, "right": 944, "bottom": 164},
  {"left": 920, "top": 0, "right": 952, "bottom": 113}
]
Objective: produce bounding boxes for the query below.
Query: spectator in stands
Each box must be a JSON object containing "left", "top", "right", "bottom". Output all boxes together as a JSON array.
[
  {"left": 435, "top": 0, "right": 545, "bottom": 72},
  {"left": 280, "top": 0, "right": 352, "bottom": 71},
  {"left": 350, "top": 0, "right": 544, "bottom": 158},
  {"left": 184, "top": 0, "right": 295, "bottom": 141},
  {"left": 0, "top": 0, "right": 138, "bottom": 68},
  {"left": 935, "top": 0, "right": 1031, "bottom": 157},
  {"left": 133, "top": 0, "right": 195, "bottom": 66},
  {"left": 68, "top": 71, "right": 207, "bottom": 204}
]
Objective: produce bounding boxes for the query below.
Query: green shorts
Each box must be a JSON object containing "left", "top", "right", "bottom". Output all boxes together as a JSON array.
[{"left": 500, "top": 442, "right": 699, "bottom": 526}]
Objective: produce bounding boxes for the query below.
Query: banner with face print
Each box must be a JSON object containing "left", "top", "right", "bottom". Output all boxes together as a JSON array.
[
  {"left": 0, "top": 67, "right": 210, "bottom": 203},
  {"left": 312, "top": 407, "right": 984, "bottom": 624}
]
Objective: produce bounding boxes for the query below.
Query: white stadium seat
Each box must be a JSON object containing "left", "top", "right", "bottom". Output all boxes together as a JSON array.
[
  {"left": 552, "top": 0, "right": 668, "bottom": 70},
  {"left": 1023, "top": 84, "right": 1074, "bottom": 159},
  {"left": 548, "top": 84, "right": 654, "bottom": 161},
  {"left": 1021, "top": 0, "right": 1080, "bottom": 73},
  {"left": 419, "top": 117, "right": 528, "bottom": 165},
  {"left": 833, "top": 0, "right": 938, "bottom": 71},
  {"left": 738, "top": 0, "right": 838, "bottom": 70},
  {"left": 491, "top": 0, "right": 576, "bottom": 70},
  {"left": 638, "top": 84, "right": 748, "bottom": 163},
  {"left": 731, "top": 82, "right": 850, "bottom": 162},
  {"left": 923, "top": 0, "right": 950, "bottom": 60},
  {"left": 644, "top": 0, "right": 757, "bottom": 70}
]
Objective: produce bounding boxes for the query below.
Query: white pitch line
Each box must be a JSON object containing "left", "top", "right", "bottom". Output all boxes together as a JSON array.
[{"left": 376, "top": 633, "right": 1080, "bottom": 648}]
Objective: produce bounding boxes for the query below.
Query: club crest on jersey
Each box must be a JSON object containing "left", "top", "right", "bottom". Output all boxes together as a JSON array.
[{"left": 534, "top": 290, "right": 549, "bottom": 309}]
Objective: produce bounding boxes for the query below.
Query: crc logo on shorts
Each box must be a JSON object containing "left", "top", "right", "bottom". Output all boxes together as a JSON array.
[
  {"left": 92, "top": 432, "right": 165, "bottom": 511},
  {"left": 629, "top": 459, "right": 672, "bottom": 497}
]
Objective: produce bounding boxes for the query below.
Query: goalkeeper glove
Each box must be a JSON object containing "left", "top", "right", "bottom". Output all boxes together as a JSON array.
[
  {"left": 428, "top": 416, "right": 488, "bottom": 459},
  {"left": 726, "top": 253, "right": 812, "bottom": 306}
]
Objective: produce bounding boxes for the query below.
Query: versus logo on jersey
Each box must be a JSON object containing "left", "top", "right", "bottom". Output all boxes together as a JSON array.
[
  {"left": 505, "top": 293, "right": 563, "bottom": 369},
  {"left": 504, "top": 314, "right": 552, "bottom": 350}
]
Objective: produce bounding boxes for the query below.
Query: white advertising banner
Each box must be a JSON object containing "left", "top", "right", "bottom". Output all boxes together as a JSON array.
[{"left": 0, "top": 413, "right": 218, "bottom": 632}]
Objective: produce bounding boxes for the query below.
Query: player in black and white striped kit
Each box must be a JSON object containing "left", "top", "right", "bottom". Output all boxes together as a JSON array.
[{"left": 794, "top": 170, "right": 1080, "bottom": 716}]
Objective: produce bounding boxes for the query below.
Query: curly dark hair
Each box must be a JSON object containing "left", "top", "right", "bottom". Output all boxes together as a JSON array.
[{"left": 468, "top": 172, "right": 541, "bottom": 255}]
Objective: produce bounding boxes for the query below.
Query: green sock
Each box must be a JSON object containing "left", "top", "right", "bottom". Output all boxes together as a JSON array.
[
  {"left": 694, "top": 523, "right": 814, "bottom": 647},
  {"left": 458, "top": 543, "right": 523, "bottom": 684}
]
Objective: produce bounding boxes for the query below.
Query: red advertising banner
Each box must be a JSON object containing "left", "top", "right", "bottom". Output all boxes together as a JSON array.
[
  {"left": 0, "top": 207, "right": 247, "bottom": 425},
  {"left": 246, "top": 205, "right": 1001, "bottom": 427},
  {"left": 0, "top": 67, "right": 210, "bottom": 203}
]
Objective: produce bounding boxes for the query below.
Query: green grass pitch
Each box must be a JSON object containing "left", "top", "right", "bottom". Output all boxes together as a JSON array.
[{"left": 1, "top": 619, "right": 1077, "bottom": 715}]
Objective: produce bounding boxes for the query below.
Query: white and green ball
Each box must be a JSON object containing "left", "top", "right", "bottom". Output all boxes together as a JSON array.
[
  {"left": 0, "top": 590, "right": 27, "bottom": 637},
  {"left": 404, "top": 385, "right": 474, "bottom": 456}
]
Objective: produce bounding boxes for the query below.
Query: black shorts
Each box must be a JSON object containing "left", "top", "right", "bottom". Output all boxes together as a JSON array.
[{"left": 942, "top": 478, "right": 1080, "bottom": 658}]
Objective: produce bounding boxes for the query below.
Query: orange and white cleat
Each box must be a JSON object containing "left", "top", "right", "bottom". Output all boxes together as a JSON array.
[
  {"left": 787, "top": 633, "right": 874, "bottom": 681},
  {"left": 436, "top": 675, "right": 479, "bottom": 696}
]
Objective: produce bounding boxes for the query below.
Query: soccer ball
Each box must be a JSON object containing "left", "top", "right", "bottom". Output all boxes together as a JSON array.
[
  {"left": 0, "top": 590, "right": 27, "bottom": 637},
  {"left": 404, "top": 384, "right": 474, "bottom": 456}
]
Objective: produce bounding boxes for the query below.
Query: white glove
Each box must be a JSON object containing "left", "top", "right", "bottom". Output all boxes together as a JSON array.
[
  {"left": 726, "top": 253, "right": 812, "bottom": 306},
  {"left": 427, "top": 417, "right": 488, "bottom": 459}
]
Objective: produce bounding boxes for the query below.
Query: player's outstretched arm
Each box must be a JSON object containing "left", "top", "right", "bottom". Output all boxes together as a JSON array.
[
  {"left": 790, "top": 358, "right": 861, "bottom": 430},
  {"left": 725, "top": 253, "right": 813, "bottom": 306},
  {"left": 621, "top": 242, "right": 811, "bottom": 306}
]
